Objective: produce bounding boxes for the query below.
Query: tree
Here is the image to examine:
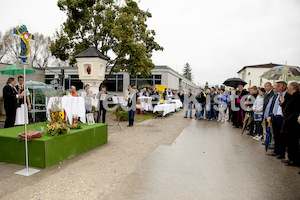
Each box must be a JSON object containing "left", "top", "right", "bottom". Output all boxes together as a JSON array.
[
  {"left": 182, "top": 63, "right": 192, "bottom": 81},
  {"left": 29, "top": 33, "right": 52, "bottom": 67},
  {"left": 51, "top": 0, "right": 163, "bottom": 83},
  {"left": 0, "top": 32, "right": 8, "bottom": 61},
  {"left": 0, "top": 27, "right": 53, "bottom": 67}
]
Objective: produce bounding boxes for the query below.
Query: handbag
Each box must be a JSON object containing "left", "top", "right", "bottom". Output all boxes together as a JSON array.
[{"left": 18, "top": 130, "right": 42, "bottom": 141}]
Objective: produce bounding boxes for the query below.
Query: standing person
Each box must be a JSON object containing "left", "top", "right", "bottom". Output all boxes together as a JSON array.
[
  {"left": 267, "top": 81, "right": 291, "bottom": 159},
  {"left": 97, "top": 85, "right": 109, "bottom": 123},
  {"left": 167, "top": 88, "right": 173, "bottom": 101},
  {"left": 3, "top": 77, "right": 20, "bottom": 128},
  {"left": 228, "top": 89, "right": 235, "bottom": 122},
  {"left": 233, "top": 83, "right": 248, "bottom": 128},
  {"left": 253, "top": 88, "right": 265, "bottom": 140},
  {"left": 280, "top": 82, "right": 300, "bottom": 166},
  {"left": 178, "top": 90, "right": 184, "bottom": 106},
  {"left": 195, "top": 90, "right": 201, "bottom": 120},
  {"left": 219, "top": 89, "right": 228, "bottom": 122},
  {"left": 125, "top": 85, "right": 132, "bottom": 101},
  {"left": 82, "top": 84, "right": 92, "bottom": 113},
  {"left": 152, "top": 87, "right": 159, "bottom": 96},
  {"left": 205, "top": 88, "right": 211, "bottom": 120},
  {"left": 200, "top": 89, "right": 206, "bottom": 118},
  {"left": 262, "top": 82, "right": 275, "bottom": 145},
  {"left": 127, "top": 86, "right": 138, "bottom": 127},
  {"left": 142, "top": 88, "right": 148, "bottom": 96},
  {"left": 210, "top": 87, "right": 218, "bottom": 122},
  {"left": 246, "top": 86, "right": 258, "bottom": 136},
  {"left": 68, "top": 85, "right": 78, "bottom": 97},
  {"left": 184, "top": 89, "right": 193, "bottom": 118},
  {"left": 15, "top": 76, "right": 31, "bottom": 125},
  {"left": 195, "top": 89, "right": 206, "bottom": 120},
  {"left": 150, "top": 87, "right": 160, "bottom": 107},
  {"left": 163, "top": 88, "right": 167, "bottom": 102},
  {"left": 263, "top": 82, "right": 275, "bottom": 112}
]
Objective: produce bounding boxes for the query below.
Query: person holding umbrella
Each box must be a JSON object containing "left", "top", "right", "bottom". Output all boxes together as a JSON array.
[{"left": 280, "top": 82, "right": 300, "bottom": 166}]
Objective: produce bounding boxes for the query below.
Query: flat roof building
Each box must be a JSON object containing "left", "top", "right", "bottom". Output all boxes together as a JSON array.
[{"left": 44, "top": 65, "right": 199, "bottom": 94}]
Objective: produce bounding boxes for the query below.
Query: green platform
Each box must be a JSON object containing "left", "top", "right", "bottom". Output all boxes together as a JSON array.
[{"left": 0, "top": 123, "right": 107, "bottom": 168}]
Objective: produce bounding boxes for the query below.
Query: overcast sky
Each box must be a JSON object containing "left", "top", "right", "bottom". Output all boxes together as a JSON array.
[{"left": 1, "top": 0, "right": 300, "bottom": 86}]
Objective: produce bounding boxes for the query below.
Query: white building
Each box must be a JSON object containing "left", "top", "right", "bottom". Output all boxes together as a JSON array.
[
  {"left": 44, "top": 65, "right": 199, "bottom": 94},
  {"left": 237, "top": 63, "right": 283, "bottom": 88}
]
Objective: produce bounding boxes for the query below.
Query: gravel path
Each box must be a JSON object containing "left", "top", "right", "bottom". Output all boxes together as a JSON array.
[{"left": 0, "top": 110, "right": 191, "bottom": 200}]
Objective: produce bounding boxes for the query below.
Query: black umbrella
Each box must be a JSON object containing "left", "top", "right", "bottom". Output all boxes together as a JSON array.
[{"left": 223, "top": 78, "right": 247, "bottom": 88}]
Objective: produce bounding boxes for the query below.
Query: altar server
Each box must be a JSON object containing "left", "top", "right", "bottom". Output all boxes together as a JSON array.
[{"left": 15, "top": 76, "right": 31, "bottom": 125}]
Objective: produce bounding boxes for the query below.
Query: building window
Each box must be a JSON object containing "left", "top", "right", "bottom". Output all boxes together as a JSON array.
[
  {"left": 66, "top": 74, "right": 84, "bottom": 90},
  {"left": 45, "top": 75, "right": 55, "bottom": 84},
  {"left": 242, "top": 72, "right": 245, "bottom": 80},
  {"left": 130, "top": 74, "right": 162, "bottom": 88},
  {"left": 104, "top": 74, "right": 123, "bottom": 92}
]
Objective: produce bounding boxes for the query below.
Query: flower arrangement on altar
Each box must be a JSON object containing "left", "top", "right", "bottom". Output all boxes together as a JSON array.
[{"left": 46, "top": 99, "right": 69, "bottom": 136}]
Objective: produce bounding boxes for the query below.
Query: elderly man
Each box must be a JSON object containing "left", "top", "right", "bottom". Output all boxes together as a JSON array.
[
  {"left": 262, "top": 82, "right": 275, "bottom": 145},
  {"left": 68, "top": 85, "right": 78, "bottom": 97},
  {"left": 3, "top": 77, "right": 22, "bottom": 128},
  {"left": 267, "top": 81, "right": 291, "bottom": 159},
  {"left": 280, "top": 82, "right": 300, "bottom": 166}
]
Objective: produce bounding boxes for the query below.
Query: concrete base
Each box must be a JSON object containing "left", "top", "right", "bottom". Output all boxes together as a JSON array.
[{"left": 15, "top": 168, "right": 40, "bottom": 177}]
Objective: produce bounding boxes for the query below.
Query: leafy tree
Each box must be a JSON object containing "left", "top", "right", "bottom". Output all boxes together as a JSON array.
[
  {"left": 182, "top": 63, "right": 192, "bottom": 81},
  {"left": 51, "top": 0, "right": 163, "bottom": 83}
]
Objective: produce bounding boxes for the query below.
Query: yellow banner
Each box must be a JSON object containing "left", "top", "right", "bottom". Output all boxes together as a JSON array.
[{"left": 155, "top": 85, "right": 167, "bottom": 103}]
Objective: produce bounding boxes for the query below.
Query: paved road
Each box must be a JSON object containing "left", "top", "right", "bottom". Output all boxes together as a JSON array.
[{"left": 106, "top": 119, "right": 300, "bottom": 200}]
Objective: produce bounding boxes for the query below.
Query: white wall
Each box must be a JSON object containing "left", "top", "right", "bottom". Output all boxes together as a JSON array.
[{"left": 238, "top": 67, "right": 273, "bottom": 88}]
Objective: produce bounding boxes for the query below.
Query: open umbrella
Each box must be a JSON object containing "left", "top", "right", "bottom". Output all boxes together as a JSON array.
[
  {"left": 265, "top": 120, "right": 272, "bottom": 153},
  {"left": 260, "top": 65, "right": 300, "bottom": 81},
  {"left": 26, "top": 80, "right": 48, "bottom": 89},
  {"left": 241, "top": 113, "right": 253, "bottom": 135},
  {"left": 0, "top": 64, "right": 37, "bottom": 176},
  {"left": 223, "top": 78, "right": 247, "bottom": 88},
  {"left": 0, "top": 64, "right": 35, "bottom": 75}
]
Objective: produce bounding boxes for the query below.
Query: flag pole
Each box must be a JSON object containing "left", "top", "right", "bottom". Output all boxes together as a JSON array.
[
  {"left": 24, "top": 64, "right": 29, "bottom": 175},
  {"left": 15, "top": 63, "right": 40, "bottom": 177}
]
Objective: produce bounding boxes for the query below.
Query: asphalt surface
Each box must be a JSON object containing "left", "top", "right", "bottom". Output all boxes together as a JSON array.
[{"left": 106, "top": 119, "right": 300, "bottom": 200}]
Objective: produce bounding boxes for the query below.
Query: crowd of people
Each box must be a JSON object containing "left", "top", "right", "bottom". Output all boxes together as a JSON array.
[{"left": 179, "top": 81, "right": 300, "bottom": 170}]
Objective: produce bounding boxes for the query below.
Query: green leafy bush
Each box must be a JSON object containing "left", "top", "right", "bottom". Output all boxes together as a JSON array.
[
  {"left": 116, "top": 111, "right": 129, "bottom": 121},
  {"left": 138, "top": 85, "right": 153, "bottom": 91}
]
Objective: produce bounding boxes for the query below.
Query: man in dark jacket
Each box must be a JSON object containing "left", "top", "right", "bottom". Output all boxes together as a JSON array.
[
  {"left": 177, "top": 90, "right": 184, "bottom": 105},
  {"left": 263, "top": 82, "right": 275, "bottom": 112},
  {"left": 195, "top": 89, "right": 206, "bottom": 119},
  {"left": 267, "top": 81, "right": 291, "bottom": 159},
  {"left": 3, "top": 77, "right": 20, "bottom": 128},
  {"left": 281, "top": 82, "right": 300, "bottom": 166}
]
